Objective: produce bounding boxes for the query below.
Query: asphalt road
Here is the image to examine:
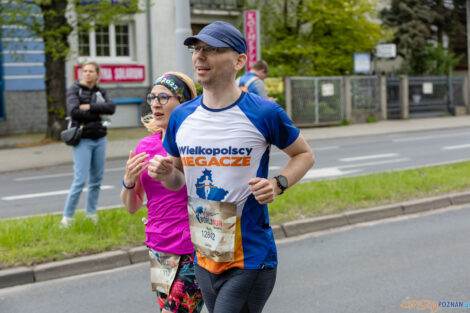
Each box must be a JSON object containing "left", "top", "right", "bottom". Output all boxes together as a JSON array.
[
  {"left": 1, "top": 204, "right": 469, "bottom": 313},
  {"left": 1, "top": 127, "right": 469, "bottom": 219}
]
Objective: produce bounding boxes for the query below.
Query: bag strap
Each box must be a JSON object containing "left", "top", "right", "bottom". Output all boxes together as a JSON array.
[{"left": 244, "top": 76, "right": 259, "bottom": 89}]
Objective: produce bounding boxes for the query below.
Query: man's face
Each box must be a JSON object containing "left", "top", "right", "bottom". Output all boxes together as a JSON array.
[
  {"left": 191, "top": 41, "right": 245, "bottom": 88},
  {"left": 256, "top": 69, "right": 268, "bottom": 80}
]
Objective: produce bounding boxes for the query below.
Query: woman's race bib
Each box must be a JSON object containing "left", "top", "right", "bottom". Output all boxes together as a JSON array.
[
  {"left": 149, "top": 249, "right": 181, "bottom": 295},
  {"left": 188, "top": 197, "right": 237, "bottom": 262}
]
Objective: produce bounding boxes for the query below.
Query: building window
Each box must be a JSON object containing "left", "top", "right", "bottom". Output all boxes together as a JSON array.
[
  {"left": 78, "top": 30, "right": 90, "bottom": 56},
  {"left": 115, "top": 25, "right": 129, "bottom": 56},
  {"left": 95, "top": 25, "right": 110, "bottom": 56},
  {"left": 78, "top": 23, "right": 132, "bottom": 61}
]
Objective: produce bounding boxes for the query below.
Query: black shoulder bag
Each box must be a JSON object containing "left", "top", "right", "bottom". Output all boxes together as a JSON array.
[
  {"left": 60, "top": 117, "right": 83, "bottom": 146},
  {"left": 61, "top": 86, "right": 84, "bottom": 146}
]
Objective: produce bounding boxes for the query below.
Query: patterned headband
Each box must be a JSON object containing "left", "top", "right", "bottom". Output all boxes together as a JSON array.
[{"left": 153, "top": 74, "right": 191, "bottom": 103}]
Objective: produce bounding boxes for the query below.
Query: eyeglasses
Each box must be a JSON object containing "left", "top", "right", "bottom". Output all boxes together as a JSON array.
[
  {"left": 146, "top": 93, "right": 176, "bottom": 106},
  {"left": 188, "top": 45, "right": 232, "bottom": 56}
]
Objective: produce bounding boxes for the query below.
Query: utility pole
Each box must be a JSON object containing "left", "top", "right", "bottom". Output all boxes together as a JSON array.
[
  {"left": 467, "top": 0, "right": 470, "bottom": 110},
  {"left": 174, "top": 0, "right": 194, "bottom": 78}
]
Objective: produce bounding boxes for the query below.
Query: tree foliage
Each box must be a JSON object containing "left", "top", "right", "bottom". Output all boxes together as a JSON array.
[
  {"left": 0, "top": 0, "right": 141, "bottom": 140},
  {"left": 424, "top": 43, "right": 462, "bottom": 75},
  {"left": 380, "top": 0, "right": 466, "bottom": 74},
  {"left": 245, "top": 0, "right": 385, "bottom": 76}
]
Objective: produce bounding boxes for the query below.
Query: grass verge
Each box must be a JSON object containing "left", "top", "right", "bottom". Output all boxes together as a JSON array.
[{"left": 1, "top": 161, "right": 470, "bottom": 268}]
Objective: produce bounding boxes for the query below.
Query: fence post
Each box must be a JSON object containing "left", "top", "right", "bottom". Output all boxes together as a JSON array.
[
  {"left": 343, "top": 76, "right": 352, "bottom": 122},
  {"left": 464, "top": 75, "right": 469, "bottom": 114},
  {"left": 284, "top": 76, "right": 292, "bottom": 119},
  {"left": 379, "top": 75, "right": 387, "bottom": 120},
  {"left": 400, "top": 75, "right": 409, "bottom": 119}
]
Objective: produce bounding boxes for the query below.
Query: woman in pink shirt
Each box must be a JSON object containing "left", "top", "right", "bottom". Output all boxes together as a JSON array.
[{"left": 121, "top": 72, "right": 202, "bottom": 313}]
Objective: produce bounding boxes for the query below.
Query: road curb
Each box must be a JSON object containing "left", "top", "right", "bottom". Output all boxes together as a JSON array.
[
  {"left": 33, "top": 250, "right": 131, "bottom": 283},
  {"left": 1, "top": 191, "right": 469, "bottom": 289},
  {"left": 0, "top": 267, "right": 34, "bottom": 289}
]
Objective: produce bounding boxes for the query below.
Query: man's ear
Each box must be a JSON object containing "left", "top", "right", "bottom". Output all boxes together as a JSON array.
[{"left": 234, "top": 53, "right": 247, "bottom": 72}]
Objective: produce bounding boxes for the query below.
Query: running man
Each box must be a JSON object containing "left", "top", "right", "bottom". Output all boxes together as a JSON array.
[{"left": 148, "top": 21, "right": 315, "bottom": 313}]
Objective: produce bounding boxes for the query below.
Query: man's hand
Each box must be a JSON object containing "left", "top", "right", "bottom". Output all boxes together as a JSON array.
[
  {"left": 248, "top": 177, "right": 278, "bottom": 204},
  {"left": 148, "top": 155, "right": 175, "bottom": 182}
]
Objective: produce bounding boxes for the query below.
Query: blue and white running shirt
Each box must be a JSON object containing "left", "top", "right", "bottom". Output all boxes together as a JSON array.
[{"left": 163, "top": 92, "right": 300, "bottom": 274}]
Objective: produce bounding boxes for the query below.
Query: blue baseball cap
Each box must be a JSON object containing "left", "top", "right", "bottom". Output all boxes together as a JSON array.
[{"left": 184, "top": 21, "right": 247, "bottom": 54}]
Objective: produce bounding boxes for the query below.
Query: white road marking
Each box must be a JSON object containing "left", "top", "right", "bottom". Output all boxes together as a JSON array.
[
  {"left": 15, "top": 167, "right": 125, "bottom": 182},
  {"left": 302, "top": 168, "right": 361, "bottom": 179},
  {"left": 2, "top": 185, "right": 115, "bottom": 201},
  {"left": 302, "top": 158, "right": 411, "bottom": 180},
  {"left": 339, "top": 158, "right": 410, "bottom": 169},
  {"left": 393, "top": 132, "right": 470, "bottom": 142},
  {"left": 269, "top": 166, "right": 281, "bottom": 170},
  {"left": 441, "top": 144, "right": 470, "bottom": 151},
  {"left": 339, "top": 153, "right": 399, "bottom": 162},
  {"left": 312, "top": 146, "right": 340, "bottom": 151}
]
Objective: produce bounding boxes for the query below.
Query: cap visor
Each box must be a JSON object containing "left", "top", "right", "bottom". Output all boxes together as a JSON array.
[{"left": 184, "top": 34, "right": 231, "bottom": 48}]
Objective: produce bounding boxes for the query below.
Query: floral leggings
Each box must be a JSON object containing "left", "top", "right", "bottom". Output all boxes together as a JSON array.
[{"left": 155, "top": 253, "right": 204, "bottom": 313}]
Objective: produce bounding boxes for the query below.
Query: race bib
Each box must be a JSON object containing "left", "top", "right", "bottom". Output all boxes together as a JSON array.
[
  {"left": 188, "top": 197, "right": 237, "bottom": 262},
  {"left": 149, "top": 249, "right": 181, "bottom": 295}
]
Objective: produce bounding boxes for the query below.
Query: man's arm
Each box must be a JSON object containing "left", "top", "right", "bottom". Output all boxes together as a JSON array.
[
  {"left": 147, "top": 155, "right": 186, "bottom": 191},
  {"left": 249, "top": 134, "right": 315, "bottom": 204},
  {"left": 252, "top": 79, "right": 269, "bottom": 99}
]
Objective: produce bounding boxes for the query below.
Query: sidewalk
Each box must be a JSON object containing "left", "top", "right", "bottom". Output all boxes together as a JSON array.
[
  {"left": 1, "top": 115, "right": 469, "bottom": 173},
  {"left": 1, "top": 115, "right": 470, "bottom": 289}
]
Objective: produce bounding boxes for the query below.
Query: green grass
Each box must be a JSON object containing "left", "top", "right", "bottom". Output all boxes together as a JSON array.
[
  {"left": 1, "top": 161, "right": 470, "bottom": 269},
  {"left": 268, "top": 161, "right": 470, "bottom": 222},
  {"left": 0, "top": 209, "right": 147, "bottom": 268},
  {"left": 106, "top": 127, "right": 150, "bottom": 140}
]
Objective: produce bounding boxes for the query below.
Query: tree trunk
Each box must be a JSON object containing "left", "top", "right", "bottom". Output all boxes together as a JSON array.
[{"left": 40, "top": 0, "right": 71, "bottom": 141}]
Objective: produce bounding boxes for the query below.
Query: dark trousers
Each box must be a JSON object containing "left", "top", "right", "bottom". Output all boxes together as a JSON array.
[{"left": 194, "top": 264, "right": 277, "bottom": 313}]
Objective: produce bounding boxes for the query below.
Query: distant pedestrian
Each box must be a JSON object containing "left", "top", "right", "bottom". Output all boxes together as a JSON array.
[
  {"left": 61, "top": 61, "right": 115, "bottom": 226},
  {"left": 121, "top": 72, "right": 204, "bottom": 313},
  {"left": 236, "top": 60, "right": 273, "bottom": 100}
]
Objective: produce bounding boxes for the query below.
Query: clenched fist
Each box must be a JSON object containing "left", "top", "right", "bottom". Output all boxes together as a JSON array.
[{"left": 148, "top": 155, "right": 175, "bottom": 182}]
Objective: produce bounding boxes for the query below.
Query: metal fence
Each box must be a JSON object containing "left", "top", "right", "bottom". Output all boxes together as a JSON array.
[
  {"left": 452, "top": 76, "right": 466, "bottom": 107},
  {"left": 408, "top": 76, "right": 449, "bottom": 118},
  {"left": 350, "top": 76, "right": 380, "bottom": 112},
  {"left": 386, "top": 77, "right": 401, "bottom": 119},
  {"left": 287, "top": 75, "right": 467, "bottom": 125},
  {"left": 288, "top": 77, "right": 343, "bottom": 126}
]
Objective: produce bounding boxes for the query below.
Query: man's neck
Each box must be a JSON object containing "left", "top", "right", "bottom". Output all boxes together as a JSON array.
[{"left": 203, "top": 82, "right": 242, "bottom": 109}]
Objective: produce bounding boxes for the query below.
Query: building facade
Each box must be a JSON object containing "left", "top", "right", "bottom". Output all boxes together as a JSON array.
[{"left": 0, "top": 0, "right": 243, "bottom": 135}]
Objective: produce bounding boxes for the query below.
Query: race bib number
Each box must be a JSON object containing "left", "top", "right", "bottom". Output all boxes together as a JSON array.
[
  {"left": 188, "top": 197, "right": 237, "bottom": 262},
  {"left": 149, "top": 249, "right": 181, "bottom": 295}
]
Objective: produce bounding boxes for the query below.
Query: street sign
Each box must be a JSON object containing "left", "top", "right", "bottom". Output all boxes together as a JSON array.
[
  {"left": 244, "top": 10, "right": 260, "bottom": 72},
  {"left": 354, "top": 53, "right": 371, "bottom": 73},
  {"left": 321, "top": 83, "right": 334, "bottom": 97},
  {"left": 423, "top": 82, "right": 433, "bottom": 95},
  {"left": 375, "top": 44, "right": 396, "bottom": 58}
]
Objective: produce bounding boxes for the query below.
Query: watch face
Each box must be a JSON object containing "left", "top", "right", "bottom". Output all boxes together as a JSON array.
[{"left": 277, "top": 175, "right": 288, "bottom": 189}]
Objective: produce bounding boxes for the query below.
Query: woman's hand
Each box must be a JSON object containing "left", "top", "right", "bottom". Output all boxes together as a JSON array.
[
  {"left": 123, "top": 150, "right": 149, "bottom": 188},
  {"left": 148, "top": 155, "right": 175, "bottom": 182},
  {"left": 79, "top": 104, "right": 91, "bottom": 111}
]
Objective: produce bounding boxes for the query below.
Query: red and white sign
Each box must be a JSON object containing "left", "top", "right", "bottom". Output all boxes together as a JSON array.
[
  {"left": 244, "top": 10, "right": 260, "bottom": 72},
  {"left": 74, "top": 64, "right": 145, "bottom": 83}
]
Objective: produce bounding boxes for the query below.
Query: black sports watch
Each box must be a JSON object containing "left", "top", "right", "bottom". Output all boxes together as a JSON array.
[{"left": 274, "top": 175, "right": 288, "bottom": 195}]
